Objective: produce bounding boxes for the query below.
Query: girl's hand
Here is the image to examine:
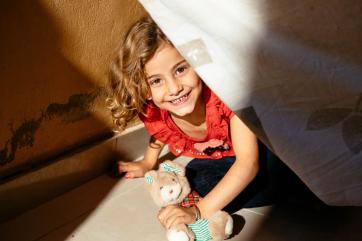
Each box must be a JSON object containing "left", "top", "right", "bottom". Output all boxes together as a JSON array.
[
  {"left": 118, "top": 159, "right": 153, "bottom": 178},
  {"left": 158, "top": 205, "right": 198, "bottom": 229},
  {"left": 118, "top": 137, "right": 164, "bottom": 179}
]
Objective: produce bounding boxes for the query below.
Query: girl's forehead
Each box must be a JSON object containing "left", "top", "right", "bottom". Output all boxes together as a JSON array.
[{"left": 145, "top": 43, "right": 185, "bottom": 76}]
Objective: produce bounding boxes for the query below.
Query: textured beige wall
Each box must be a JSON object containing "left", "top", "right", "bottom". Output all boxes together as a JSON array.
[{"left": 0, "top": 0, "right": 146, "bottom": 178}]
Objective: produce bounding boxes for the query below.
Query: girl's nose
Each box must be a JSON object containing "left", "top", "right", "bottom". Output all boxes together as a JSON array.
[{"left": 167, "top": 78, "right": 183, "bottom": 96}]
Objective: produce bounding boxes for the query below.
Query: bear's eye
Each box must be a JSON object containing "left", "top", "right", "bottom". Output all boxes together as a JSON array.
[{"left": 172, "top": 178, "right": 175, "bottom": 182}]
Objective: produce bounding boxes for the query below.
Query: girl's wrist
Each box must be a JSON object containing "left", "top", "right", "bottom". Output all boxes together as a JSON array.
[
  {"left": 193, "top": 205, "right": 201, "bottom": 221},
  {"left": 142, "top": 158, "right": 157, "bottom": 170}
]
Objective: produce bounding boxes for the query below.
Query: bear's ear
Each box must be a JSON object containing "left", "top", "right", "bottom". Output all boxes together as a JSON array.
[
  {"left": 160, "top": 160, "right": 186, "bottom": 176},
  {"left": 144, "top": 170, "right": 158, "bottom": 186}
]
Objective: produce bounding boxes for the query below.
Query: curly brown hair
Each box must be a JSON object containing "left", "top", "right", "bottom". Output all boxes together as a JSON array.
[{"left": 107, "top": 16, "right": 171, "bottom": 131}]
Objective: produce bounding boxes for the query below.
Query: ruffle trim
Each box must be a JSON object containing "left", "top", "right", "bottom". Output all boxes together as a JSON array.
[{"left": 139, "top": 87, "right": 235, "bottom": 159}]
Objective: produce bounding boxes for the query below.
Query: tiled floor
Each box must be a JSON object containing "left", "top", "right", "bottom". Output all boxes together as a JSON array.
[{"left": 1, "top": 156, "right": 361, "bottom": 241}]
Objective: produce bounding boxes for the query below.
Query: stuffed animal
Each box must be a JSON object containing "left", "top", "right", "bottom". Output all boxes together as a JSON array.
[{"left": 145, "top": 160, "right": 233, "bottom": 241}]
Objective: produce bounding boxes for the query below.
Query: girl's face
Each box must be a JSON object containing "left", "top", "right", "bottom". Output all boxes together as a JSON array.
[{"left": 145, "top": 42, "right": 203, "bottom": 118}]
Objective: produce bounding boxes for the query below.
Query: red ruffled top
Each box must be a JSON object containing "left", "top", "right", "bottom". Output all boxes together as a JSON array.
[{"left": 139, "top": 87, "right": 235, "bottom": 159}]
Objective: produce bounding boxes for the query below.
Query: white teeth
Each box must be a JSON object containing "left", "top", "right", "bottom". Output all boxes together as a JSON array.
[{"left": 171, "top": 94, "right": 188, "bottom": 104}]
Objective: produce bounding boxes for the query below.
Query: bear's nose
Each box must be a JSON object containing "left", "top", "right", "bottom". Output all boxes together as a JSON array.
[{"left": 169, "top": 189, "right": 173, "bottom": 194}]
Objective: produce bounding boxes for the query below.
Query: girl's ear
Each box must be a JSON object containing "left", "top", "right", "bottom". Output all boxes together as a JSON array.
[{"left": 146, "top": 90, "right": 152, "bottom": 100}]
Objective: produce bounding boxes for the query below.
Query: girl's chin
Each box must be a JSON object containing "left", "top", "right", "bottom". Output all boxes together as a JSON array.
[{"left": 168, "top": 106, "right": 194, "bottom": 117}]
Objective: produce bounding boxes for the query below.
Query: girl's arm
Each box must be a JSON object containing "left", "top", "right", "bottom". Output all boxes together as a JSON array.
[
  {"left": 158, "top": 115, "right": 259, "bottom": 228},
  {"left": 118, "top": 137, "right": 165, "bottom": 178},
  {"left": 197, "top": 114, "right": 259, "bottom": 216}
]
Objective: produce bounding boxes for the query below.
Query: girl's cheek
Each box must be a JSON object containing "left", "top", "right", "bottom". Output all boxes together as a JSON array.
[{"left": 151, "top": 89, "right": 163, "bottom": 99}]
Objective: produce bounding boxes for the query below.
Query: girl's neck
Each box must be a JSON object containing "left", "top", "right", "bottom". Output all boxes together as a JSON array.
[{"left": 170, "top": 95, "right": 206, "bottom": 139}]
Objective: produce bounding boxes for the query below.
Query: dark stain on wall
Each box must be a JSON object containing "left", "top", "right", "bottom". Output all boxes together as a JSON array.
[
  {"left": 0, "top": 87, "right": 109, "bottom": 166},
  {"left": 0, "top": 118, "right": 43, "bottom": 166},
  {"left": 45, "top": 92, "right": 96, "bottom": 123}
]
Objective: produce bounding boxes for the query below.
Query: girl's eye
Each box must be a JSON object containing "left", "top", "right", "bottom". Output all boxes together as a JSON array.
[
  {"left": 149, "top": 78, "right": 163, "bottom": 87},
  {"left": 172, "top": 178, "right": 175, "bottom": 182},
  {"left": 175, "top": 65, "right": 188, "bottom": 76},
  {"left": 159, "top": 186, "right": 164, "bottom": 190}
]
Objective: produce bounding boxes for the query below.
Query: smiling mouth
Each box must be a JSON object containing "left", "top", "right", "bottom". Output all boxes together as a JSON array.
[{"left": 170, "top": 92, "right": 190, "bottom": 105}]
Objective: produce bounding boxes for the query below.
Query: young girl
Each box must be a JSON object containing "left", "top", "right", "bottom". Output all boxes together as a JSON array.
[{"left": 108, "top": 16, "right": 272, "bottom": 229}]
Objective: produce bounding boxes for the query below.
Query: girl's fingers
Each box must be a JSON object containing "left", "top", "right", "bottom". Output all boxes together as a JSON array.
[
  {"left": 118, "top": 162, "right": 137, "bottom": 178},
  {"left": 158, "top": 205, "right": 175, "bottom": 221},
  {"left": 118, "top": 162, "right": 137, "bottom": 172},
  {"left": 124, "top": 172, "right": 134, "bottom": 178},
  {"left": 118, "top": 162, "right": 127, "bottom": 172},
  {"left": 125, "top": 169, "right": 143, "bottom": 178},
  {"left": 166, "top": 214, "right": 185, "bottom": 229},
  {"left": 118, "top": 161, "right": 150, "bottom": 178},
  {"left": 158, "top": 207, "right": 171, "bottom": 226},
  {"left": 158, "top": 206, "right": 190, "bottom": 228}
]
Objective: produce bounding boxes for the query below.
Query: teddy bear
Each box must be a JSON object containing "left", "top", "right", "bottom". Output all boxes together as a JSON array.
[{"left": 144, "top": 160, "right": 233, "bottom": 241}]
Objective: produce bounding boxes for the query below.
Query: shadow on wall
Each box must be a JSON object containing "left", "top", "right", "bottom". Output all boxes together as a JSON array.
[
  {"left": 0, "top": 0, "right": 116, "bottom": 236},
  {"left": 0, "top": 1, "right": 147, "bottom": 240},
  {"left": 0, "top": 1, "right": 111, "bottom": 179}
]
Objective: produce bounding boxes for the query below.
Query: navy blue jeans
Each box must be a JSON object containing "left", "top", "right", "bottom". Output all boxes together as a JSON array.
[{"left": 185, "top": 143, "right": 318, "bottom": 213}]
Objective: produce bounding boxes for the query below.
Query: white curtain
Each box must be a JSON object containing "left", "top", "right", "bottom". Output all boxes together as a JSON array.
[{"left": 138, "top": 0, "right": 362, "bottom": 206}]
